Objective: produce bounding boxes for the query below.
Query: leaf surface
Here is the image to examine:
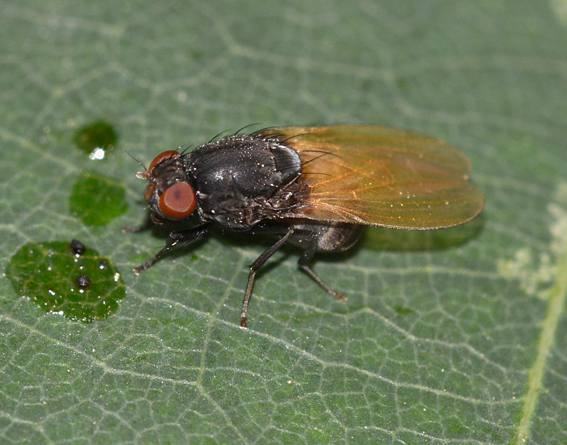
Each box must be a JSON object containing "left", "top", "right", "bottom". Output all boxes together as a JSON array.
[{"left": 0, "top": 1, "right": 566, "bottom": 443}]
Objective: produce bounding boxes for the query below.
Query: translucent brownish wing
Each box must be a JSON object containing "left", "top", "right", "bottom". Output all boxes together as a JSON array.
[{"left": 261, "top": 125, "right": 485, "bottom": 230}]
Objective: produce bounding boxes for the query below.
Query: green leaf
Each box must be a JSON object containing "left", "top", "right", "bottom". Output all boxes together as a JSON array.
[{"left": 1, "top": 1, "right": 566, "bottom": 444}]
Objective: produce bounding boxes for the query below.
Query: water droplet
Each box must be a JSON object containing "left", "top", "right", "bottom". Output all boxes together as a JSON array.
[
  {"left": 89, "top": 147, "right": 106, "bottom": 161},
  {"left": 6, "top": 241, "right": 125, "bottom": 323},
  {"left": 73, "top": 121, "right": 118, "bottom": 157},
  {"left": 69, "top": 171, "right": 128, "bottom": 226}
]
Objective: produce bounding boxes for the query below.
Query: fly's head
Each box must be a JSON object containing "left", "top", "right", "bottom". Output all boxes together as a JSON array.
[{"left": 137, "top": 150, "right": 197, "bottom": 223}]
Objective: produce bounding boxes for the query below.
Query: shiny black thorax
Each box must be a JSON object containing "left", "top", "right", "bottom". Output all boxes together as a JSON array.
[{"left": 186, "top": 135, "right": 306, "bottom": 230}]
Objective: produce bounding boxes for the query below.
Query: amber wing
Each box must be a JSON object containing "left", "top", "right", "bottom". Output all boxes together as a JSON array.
[{"left": 261, "top": 125, "right": 484, "bottom": 230}]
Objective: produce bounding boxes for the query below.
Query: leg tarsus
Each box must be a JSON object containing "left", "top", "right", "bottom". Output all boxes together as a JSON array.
[{"left": 123, "top": 217, "right": 153, "bottom": 233}]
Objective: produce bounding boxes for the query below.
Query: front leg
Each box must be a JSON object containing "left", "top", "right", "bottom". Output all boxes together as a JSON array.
[
  {"left": 123, "top": 217, "right": 153, "bottom": 233},
  {"left": 133, "top": 223, "right": 211, "bottom": 274}
]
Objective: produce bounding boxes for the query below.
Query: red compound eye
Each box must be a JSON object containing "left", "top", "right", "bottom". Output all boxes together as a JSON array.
[
  {"left": 148, "top": 150, "right": 180, "bottom": 173},
  {"left": 144, "top": 182, "right": 156, "bottom": 200},
  {"left": 158, "top": 182, "right": 196, "bottom": 220}
]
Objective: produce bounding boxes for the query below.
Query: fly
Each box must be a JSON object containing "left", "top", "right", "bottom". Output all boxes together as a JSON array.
[{"left": 126, "top": 125, "right": 485, "bottom": 328}]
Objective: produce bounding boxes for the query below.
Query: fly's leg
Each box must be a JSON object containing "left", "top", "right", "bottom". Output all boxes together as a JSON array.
[
  {"left": 298, "top": 241, "right": 344, "bottom": 300},
  {"left": 123, "top": 218, "right": 153, "bottom": 233},
  {"left": 240, "top": 227, "right": 294, "bottom": 329},
  {"left": 133, "top": 223, "right": 210, "bottom": 275}
]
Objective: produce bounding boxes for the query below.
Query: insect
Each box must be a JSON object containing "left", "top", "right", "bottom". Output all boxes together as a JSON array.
[{"left": 128, "top": 125, "right": 484, "bottom": 328}]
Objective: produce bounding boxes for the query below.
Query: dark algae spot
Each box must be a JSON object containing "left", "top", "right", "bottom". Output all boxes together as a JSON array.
[
  {"left": 76, "top": 275, "right": 91, "bottom": 289},
  {"left": 6, "top": 241, "right": 125, "bottom": 323},
  {"left": 73, "top": 120, "right": 118, "bottom": 157},
  {"left": 70, "top": 170, "right": 128, "bottom": 226},
  {"left": 393, "top": 305, "right": 415, "bottom": 316},
  {"left": 70, "top": 239, "right": 86, "bottom": 256}
]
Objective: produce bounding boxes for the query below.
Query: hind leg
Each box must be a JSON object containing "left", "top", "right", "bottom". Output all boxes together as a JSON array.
[
  {"left": 296, "top": 222, "right": 364, "bottom": 299},
  {"left": 298, "top": 242, "right": 344, "bottom": 299}
]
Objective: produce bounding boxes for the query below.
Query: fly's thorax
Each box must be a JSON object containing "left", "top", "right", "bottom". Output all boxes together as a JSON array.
[{"left": 186, "top": 135, "right": 303, "bottom": 229}]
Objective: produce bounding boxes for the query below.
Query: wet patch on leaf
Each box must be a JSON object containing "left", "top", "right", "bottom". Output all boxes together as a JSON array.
[
  {"left": 393, "top": 305, "right": 415, "bottom": 316},
  {"left": 73, "top": 120, "right": 117, "bottom": 160},
  {"left": 69, "top": 170, "right": 128, "bottom": 226},
  {"left": 6, "top": 240, "right": 125, "bottom": 322}
]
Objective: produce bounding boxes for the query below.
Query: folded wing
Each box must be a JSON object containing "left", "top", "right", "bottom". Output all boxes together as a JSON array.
[{"left": 262, "top": 125, "right": 484, "bottom": 229}]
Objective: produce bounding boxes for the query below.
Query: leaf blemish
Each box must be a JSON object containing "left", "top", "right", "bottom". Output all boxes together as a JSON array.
[
  {"left": 497, "top": 248, "right": 553, "bottom": 299},
  {"left": 498, "top": 183, "right": 567, "bottom": 300}
]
